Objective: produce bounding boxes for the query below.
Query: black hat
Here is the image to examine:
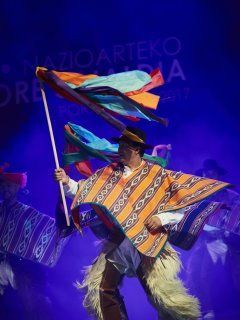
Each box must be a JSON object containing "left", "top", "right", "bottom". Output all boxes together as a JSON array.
[
  {"left": 111, "top": 126, "right": 153, "bottom": 149},
  {"left": 195, "top": 159, "right": 227, "bottom": 177}
]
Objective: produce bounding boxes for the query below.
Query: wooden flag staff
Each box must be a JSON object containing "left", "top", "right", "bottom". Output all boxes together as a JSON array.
[{"left": 38, "top": 79, "right": 70, "bottom": 226}]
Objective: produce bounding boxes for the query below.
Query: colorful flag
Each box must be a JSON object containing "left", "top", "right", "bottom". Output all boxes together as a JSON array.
[{"left": 36, "top": 67, "right": 168, "bottom": 127}]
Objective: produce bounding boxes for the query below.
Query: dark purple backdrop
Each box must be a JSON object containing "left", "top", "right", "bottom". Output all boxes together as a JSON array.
[{"left": 0, "top": 1, "right": 240, "bottom": 319}]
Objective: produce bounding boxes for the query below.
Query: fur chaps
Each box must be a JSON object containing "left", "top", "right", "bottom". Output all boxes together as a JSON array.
[{"left": 75, "top": 241, "right": 200, "bottom": 320}]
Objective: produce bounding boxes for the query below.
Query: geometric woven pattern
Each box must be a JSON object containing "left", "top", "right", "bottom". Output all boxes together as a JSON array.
[
  {"left": 71, "top": 161, "right": 229, "bottom": 258},
  {"left": 0, "top": 201, "right": 68, "bottom": 267},
  {"left": 169, "top": 201, "right": 223, "bottom": 250},
  {"left": 206, "top": 188, "right": 240, "bottom": 236}
]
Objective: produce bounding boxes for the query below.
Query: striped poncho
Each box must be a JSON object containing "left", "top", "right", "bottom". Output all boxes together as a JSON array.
[{"left": 71, "top": 161, "right": 229, "bottom": 258}]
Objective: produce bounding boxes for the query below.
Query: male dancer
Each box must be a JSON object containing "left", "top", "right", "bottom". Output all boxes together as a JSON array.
[{"left": 55, "top": 127, "right": 228, "bottom": 320}]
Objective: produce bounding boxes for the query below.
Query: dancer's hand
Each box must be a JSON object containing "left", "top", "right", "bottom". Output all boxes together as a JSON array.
[
  {"left": 154, "top": 144, "right": 172, "bottom": 151},
  {"left": 145, "top": 216, "right": 162, "bottom": 233},
  {"left": 152, "top": 144, "right": 172, "bottom": 157},
  {"left": 54, "top": 168, "right": 69, "bottom": 185}
]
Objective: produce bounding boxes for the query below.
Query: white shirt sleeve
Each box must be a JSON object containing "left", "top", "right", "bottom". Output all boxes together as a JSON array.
[
  {"left": 63, "top": 178, "right": 79, "bottom": 199},
  {"left": 203, "top": 224, "right": 220, "bottom": 232},
  {"left": 154, "top": 211, "right": 184, "bottom": 226}
]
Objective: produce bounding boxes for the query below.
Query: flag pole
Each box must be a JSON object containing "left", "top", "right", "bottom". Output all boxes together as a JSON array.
[{"left": 38, "top": 79, "right": 70, "bottom": 226}]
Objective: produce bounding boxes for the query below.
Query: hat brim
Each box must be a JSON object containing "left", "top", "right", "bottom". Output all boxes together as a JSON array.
[{"left": 111, "top": 137, "right": 153, "bottom": 149}]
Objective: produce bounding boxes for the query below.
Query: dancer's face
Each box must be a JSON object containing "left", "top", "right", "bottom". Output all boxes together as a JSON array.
[
  {"left": 0, "top": 181, "right": 19, "bottom": 201},
  {"left": 118, "top": 140, "right": 140, "bottom": 165}
]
